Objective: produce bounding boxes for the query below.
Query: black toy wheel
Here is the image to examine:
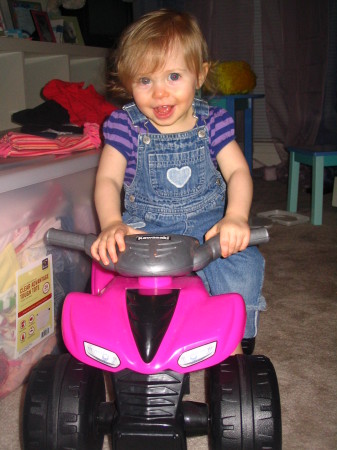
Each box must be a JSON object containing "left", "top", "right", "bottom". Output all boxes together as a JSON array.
[
  {"left": 23, "top": 353, "right": 106, "bottom": 450},
  {"left": 241, "top": 337, "right": 255, "bottom": 355},
  {"left": 209, "top": 354, "right": 282, "bottom": 450}
]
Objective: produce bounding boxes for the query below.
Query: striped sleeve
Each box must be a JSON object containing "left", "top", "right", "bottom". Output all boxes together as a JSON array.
[
  {"left": 207, "top": 107, "right": 236, "bottom": 162},
  {"left": 102, "top": 110, "right": 138, "bottom": 184}
]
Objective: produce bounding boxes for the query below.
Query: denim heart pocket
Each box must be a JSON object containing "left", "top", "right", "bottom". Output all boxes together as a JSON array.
[{"left": 166, "top": 166, "right": 192, "bottom": 188}]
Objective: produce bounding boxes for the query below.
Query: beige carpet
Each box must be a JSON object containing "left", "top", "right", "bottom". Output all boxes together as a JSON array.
[{"left": 0, "top": 176, "right": 336, "bottom": 449}]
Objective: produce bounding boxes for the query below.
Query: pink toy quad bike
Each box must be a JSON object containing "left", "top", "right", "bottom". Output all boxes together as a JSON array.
[{"left": 23, "top": 227, "right": 281, "bottom": 450}]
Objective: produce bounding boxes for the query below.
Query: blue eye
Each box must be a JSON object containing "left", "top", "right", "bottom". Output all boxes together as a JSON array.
[
  {"left": 139, "top": 77, "right": 151, "bottom": 85},
  {"left": 168, "top": 73, "right": 180, "bottom": 81}
]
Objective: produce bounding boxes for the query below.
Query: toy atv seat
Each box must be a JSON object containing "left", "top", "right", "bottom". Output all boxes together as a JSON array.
[{"left": 23, "top": 229, "right": 281, "bottom": 450}]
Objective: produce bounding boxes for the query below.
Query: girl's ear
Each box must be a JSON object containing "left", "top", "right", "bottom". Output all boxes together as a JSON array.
[{"left": 197, "top": 63, "right": 209, "bottom": 89}]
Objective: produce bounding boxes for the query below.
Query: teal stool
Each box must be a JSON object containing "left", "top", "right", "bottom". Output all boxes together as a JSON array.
[{"left": 287, "top": 145, "right": 337, "bottom": 225}]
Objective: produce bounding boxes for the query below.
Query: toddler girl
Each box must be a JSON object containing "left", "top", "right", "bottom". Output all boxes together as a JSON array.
[{"left": 91, "top": 9, "right": 266, "bottom": 347}]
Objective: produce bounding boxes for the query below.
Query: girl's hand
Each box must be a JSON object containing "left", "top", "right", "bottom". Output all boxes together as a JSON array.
[
  {"left": 205, "top": 215, "right": 250, "bottom": 258},
  {"left": 91, "top": 221, "right": 144, "bottom": 265}
]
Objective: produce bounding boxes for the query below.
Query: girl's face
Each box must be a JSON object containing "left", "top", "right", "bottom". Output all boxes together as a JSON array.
[{"left": 131, "top": 44, "right": 208, "bottom": 134}]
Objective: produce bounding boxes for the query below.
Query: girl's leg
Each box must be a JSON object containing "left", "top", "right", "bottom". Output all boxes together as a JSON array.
[{"left": 198, "top": 246, "right": 266, "bottom": 339}]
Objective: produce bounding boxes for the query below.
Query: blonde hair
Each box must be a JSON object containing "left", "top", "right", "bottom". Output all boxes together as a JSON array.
[{"left": 107, "top": 9, "right": 215, "bottom": 102}]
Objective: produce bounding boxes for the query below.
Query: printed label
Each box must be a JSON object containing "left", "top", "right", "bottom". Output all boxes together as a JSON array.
[
  {"left": 15, "top": 255, "right": 54, "bottom": 358},
  {"left": 136, "top": 236, "right": 170, "bottom": 240}
]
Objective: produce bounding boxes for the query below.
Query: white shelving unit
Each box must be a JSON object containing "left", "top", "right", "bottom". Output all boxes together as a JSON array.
[{"left": 0, "top": 39, "right": 108, "bottom": 132}]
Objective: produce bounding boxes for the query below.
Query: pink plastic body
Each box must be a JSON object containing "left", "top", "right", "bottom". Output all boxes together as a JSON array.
[{"left": 61, "top": 262, "right": 246, "bottom": 374}]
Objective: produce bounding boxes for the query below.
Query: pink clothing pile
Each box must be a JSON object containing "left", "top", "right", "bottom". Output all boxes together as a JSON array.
[{"left": 0, "top": 123, "right": 101, "bottom": 158}]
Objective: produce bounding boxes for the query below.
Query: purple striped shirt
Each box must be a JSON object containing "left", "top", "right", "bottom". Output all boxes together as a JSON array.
[{"left": 103, "top": 106, "right": 235, "bottom": 185}]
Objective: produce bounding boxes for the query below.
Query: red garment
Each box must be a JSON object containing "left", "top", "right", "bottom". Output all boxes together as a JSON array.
[{"left": 43, "top": 80, "right": 117, "bottom": 127}]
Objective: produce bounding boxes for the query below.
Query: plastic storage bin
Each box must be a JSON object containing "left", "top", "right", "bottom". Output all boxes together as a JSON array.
[{"left": 0, "top": 150, "right": 100, "bottom": 397}]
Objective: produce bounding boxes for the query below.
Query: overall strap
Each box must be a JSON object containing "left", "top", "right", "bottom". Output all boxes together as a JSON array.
[
  {"left": 193, "top": 97, "right": 209, "bottom": 119},
  {"left": 123, "top": 102, "right": 147, "bottom": 126}
]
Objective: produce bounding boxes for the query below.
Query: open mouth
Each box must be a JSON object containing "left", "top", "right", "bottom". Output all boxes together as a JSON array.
[{"left": 153, "top": 105, "right": 174, "bottom": 119}]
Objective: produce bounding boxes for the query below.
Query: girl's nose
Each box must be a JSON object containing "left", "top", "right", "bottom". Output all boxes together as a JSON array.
[{"left": 152, "top": 82, "right": 169, "bottom": 99}]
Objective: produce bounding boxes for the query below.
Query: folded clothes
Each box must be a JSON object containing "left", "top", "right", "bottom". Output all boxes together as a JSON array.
[
  {"left": 43, "top": 79, "right": 118, "bottom": 126},
  {"left": 20, "top": 124, "right": 84, "bottom": 139},
  {"left": 12, "top": 100, "right": 70, "bottom": 127},
  {"left": 12, "top": 100, "right": 85, "bottom": 137},
  {"left": 0, "top": 123, "right": 101, "bottom": 158}
]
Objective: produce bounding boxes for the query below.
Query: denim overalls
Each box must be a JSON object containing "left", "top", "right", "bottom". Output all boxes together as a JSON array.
[{"left": 122, "top": 98, "right": 266, "bottom": 338}]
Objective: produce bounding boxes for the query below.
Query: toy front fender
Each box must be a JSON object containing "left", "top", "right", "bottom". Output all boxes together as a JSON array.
[{"left": 61, "top": 275, "right": 246, "bottom": 374}]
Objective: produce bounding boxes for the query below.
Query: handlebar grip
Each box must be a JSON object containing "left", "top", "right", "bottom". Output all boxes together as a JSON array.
[
  {"left": 46, "top": 228, "right": 116, "bottom": 271},
  {"left": 248, "top": 227, "right": 270, "bottom": 246},
  {"left": 193, "top": 227, "right": 269, "bottom": 271},
  {"left": 45, "top": 228, "right": 97, "bottom": 259}
]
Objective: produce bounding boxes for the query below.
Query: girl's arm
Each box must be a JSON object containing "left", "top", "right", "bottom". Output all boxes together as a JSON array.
[
  {"left": 205, "top": 140, "right": 253, "bottom": 257},
  {"left": 91, "top": 144, "right": 138, "bottom": 265}
]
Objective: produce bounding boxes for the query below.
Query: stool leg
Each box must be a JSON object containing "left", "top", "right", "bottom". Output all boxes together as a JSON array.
[
  {"left": 332, "top": 177, "right": 337, "bottom": 207},
  {"left": 287, "top": 152, "right": 300, "bottom": 213},
  {"left": 311, "top": 156, "right": 324, "bottom": 225}
]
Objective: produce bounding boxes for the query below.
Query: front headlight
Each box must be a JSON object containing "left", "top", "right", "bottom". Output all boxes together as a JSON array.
[
  {"left": 84, "top": 341, "right": 120, "bottom": 368},
  {"left": 178, "top": 341, "right": 217, "bottom": 368}
]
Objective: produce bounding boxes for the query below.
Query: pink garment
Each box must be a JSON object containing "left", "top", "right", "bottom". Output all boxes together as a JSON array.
[{"left": 0, "top": 123, "right": 101, "bottom": 158}]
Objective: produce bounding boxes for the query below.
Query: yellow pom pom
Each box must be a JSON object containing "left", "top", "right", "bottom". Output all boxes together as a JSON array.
[{"left": 213, "top": 61, "right": 256, "bottom": 95}]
